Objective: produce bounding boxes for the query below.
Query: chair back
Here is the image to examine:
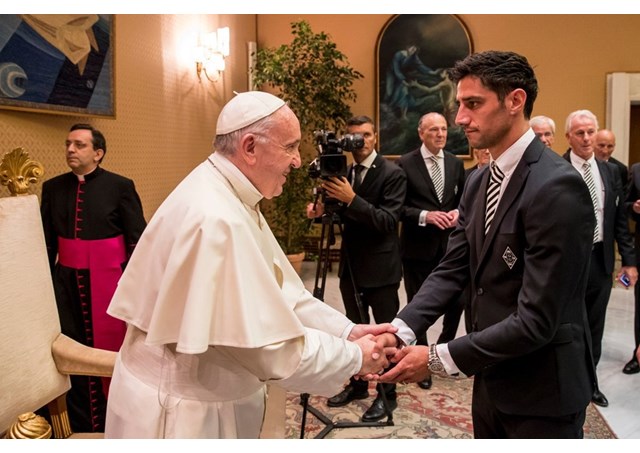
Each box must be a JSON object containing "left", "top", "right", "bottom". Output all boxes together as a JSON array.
[{"left": 0, "top": 194, "right": 70, "bottom": 436}]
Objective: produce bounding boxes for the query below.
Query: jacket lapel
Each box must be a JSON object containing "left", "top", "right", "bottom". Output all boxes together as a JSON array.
[
  {"left": 443, "top": 153, "right": 458, "bottom": 204},
  {"left": 358, "top": 154, "right": 383, "bottom": 193},
  {"left": 597, "top": 160, "right": 612, "bottom": 210},
  {"left": 413, "top": 149, "right": 439, "bottom": 203},
  {"left": 477, "top": 140, "right": 541, "bottom": 267},
  {"left": 473, "top": 166, "right": 491, "bottom": 261}
]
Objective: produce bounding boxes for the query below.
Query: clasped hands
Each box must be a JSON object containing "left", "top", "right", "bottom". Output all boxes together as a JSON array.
[
  {"left": 426, "top": 209, "right": 459, "bottom": 230},
  {"left": 349, "top": 325, "right": 431, "bottom": 384}
]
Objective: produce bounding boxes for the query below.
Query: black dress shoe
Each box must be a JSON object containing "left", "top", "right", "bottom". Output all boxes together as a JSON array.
[
  {"left": 592, "top": 389, "right": 609, "bottom": 407},
  {"left": 622, "top": 357, "right": 640, "bottom": 374},
  {"left": 361, "top": 395, "right": 397, "bottom": 422},
  {"left": 326, "top": 386, "right": 369, "bottom": 407},
  {"left": 417, "top": 376, "right": 432, "bottom": 389}
]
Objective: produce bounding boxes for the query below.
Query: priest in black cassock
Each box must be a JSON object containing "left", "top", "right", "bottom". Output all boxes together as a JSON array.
[{"left": 40, "top": 123, "right": 146, "bottom": 432}]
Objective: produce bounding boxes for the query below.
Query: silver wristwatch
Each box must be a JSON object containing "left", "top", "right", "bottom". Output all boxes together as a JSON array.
[{"left": 428, "top": 344, "right": 448, "bottom": 377}]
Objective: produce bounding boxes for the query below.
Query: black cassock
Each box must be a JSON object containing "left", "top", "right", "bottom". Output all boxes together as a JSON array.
[{"left": 41, "top": 166, "right": 146, "bottom": 433}]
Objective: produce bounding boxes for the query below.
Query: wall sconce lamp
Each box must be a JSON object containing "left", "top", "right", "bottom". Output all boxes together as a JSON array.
[{"left": 195, "top": 27, "right": 230, "bottom": 82}]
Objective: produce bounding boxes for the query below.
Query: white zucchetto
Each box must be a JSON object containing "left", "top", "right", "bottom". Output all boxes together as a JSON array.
[{"left": 216, "top": 91, "right": 286, "bottom": 135}]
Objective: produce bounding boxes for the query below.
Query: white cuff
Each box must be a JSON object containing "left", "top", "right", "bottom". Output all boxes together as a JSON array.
[
  {"left": 391, "top": 318, "right": 416, "bottom": 346},
  {"left": 341, "top": 322, "right": 356, "bottom": 340},
  {"left": 419, "top": 210, "right": 428, "bottom": 226},
  {"left": 436, "top": 343, "right": 464, "bottom": 376}
]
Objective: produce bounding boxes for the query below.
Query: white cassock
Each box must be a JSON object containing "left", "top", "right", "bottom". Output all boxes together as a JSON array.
[{"left": 104, "top": 152, "right": 361, "bottom": 438}]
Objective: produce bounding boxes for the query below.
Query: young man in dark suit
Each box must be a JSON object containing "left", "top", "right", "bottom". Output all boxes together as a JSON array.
[
  {"left": 373, "top": 50, "right": 598, "bottom": 438},
  {"left": 563, "top": 110, "right": 637, "bottom": 407},
  {"left": 397, "top": 112, "right": 466, "bottom": 390},
  {"left": 307, "top": 115, "right": 407, "bottom": 422}
]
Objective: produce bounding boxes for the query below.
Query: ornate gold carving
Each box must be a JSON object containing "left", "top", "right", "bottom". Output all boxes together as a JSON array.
[
  {"left": 0, "top": 148, "right": 45, "bottom": 196},
  {"left": 4, "top": 412, "right": 52, "bottom": 439}
]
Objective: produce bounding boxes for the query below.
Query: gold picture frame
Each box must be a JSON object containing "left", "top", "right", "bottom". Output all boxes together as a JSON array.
[{"left": 376, "top": 14, "right": 473, "bottom": 159}]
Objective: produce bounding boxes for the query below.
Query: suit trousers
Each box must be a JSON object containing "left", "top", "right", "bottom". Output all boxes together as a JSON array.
[
  {"left": 633, "top": 271, "right": 640, "bottom": 350},
  {"left": 403, "top": 258, "right": 464, "bottom": 345},
  {"left": 339, "top": 271, "right": 399, "bottom": 398},
  {"left": 471, "top": 373, "right": 586, "bottom": 438},
  {"left": 585, "top": 242, "right": 613, "bottom": 366}
]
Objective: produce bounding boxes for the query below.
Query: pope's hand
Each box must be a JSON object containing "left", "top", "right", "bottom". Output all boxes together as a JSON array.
[
  {"left": 354, "top": 334, "right": 389, "bottom": 376},
  {"left": 348, "top": 323, "right": 397, "bottom": 341},
  {"left": 356, "top": 332, "right": 400, "bottom": 381}
]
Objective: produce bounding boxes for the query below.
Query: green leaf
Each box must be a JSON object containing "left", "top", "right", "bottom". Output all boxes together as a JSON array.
[{"left": 252, "top": 20, "right": 363, "bottom": 254}]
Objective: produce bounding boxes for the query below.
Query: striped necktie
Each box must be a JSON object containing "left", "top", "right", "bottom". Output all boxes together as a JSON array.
[
  {"left": 485, "top": 161, "right": 504, "bottom": 235},
  {"left": 583, "top": 162, "right": 600, "bottom": 243},
  {"left": 429, "top": 155, "right": 443, "bottom": 203}
]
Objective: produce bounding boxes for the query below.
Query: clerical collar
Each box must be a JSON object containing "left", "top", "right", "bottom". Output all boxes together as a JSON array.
[
  {"left": 208, "top": 152, "right": 263, "bottom": 211},
  {"left": 74, "top": 166, "right": 102, "bottom": 182}
]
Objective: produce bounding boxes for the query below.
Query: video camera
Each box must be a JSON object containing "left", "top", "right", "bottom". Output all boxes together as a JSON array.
[{"left": 308, "top": 130, "right": 364, "bottom": 180}]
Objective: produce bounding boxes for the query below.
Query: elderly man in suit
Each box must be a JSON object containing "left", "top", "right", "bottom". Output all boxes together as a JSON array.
[
  {"left": 397, "top": 112, "right": 466, "bottom": 390},
  {"left": 529, "top": 115, "right": 556, "bottom": 148},
  {"left": 466, "top": 148, "right": 491, "bottom": 178},
  {"left": 308, "top": 115, "right": 407, "bottom": 422},
  {"left": 562, "top": 110, "right": 637, "bottom": 408},
  {"left": 594, "top": 129, "right": 629, "bottom": 190},
  {"left": 371, "top": 50, "right": 598, "bottom": 438}
]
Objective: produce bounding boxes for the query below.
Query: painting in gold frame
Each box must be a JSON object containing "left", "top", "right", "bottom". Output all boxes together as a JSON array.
[{"left": 377, "top": 14, "right": 472, "bottom": 158}]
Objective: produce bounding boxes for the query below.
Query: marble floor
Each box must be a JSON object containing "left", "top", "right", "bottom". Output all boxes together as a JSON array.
[
  {"left": 596, "top": 286, "right": 640, "bottom": 439},
  {"left": 298, "top": 261, "right": 640, "bottom": 439}
]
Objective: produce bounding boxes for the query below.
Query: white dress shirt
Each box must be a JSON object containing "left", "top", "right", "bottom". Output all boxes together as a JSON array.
[
  {"left": 418, "top": 145, "right": 445, "bottom": 226},
  {"left": 568, "top": 151, "right": 604, "bottom": 243}
]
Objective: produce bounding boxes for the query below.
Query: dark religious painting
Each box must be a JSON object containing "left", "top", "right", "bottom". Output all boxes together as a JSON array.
[
  {"left": 0, "top": 14, "right": 114, "bottom": 117},
  {"left": 377, "top": 14, "right": 472, "bottom": 158}
]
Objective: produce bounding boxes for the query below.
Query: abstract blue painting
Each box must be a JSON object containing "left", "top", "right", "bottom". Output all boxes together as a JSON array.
[{"left": 0, "top": 14, "right": 114, "bottom": 117}]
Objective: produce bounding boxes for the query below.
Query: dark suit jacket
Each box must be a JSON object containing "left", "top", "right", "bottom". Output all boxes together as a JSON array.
[
  {"left": 398, "top": 138, "right": 596, "bottom": 417},
  {"left": 338, "top": 153, "right": 407, "bottom": 288},
  {"left": 609, "top": 156, "right": 629, "bottom": 192},
  {"left": 397, "top": 149, "right": 465, "bottom": 261},
  {"left": 464, "top": 164, "right": 480, "bottom": 179},
  {"left": 562, "top": 152, "right": 635, "bottom": 273},
  {"left": 625, "top": 163, "right": 640, "bottom": 257}
]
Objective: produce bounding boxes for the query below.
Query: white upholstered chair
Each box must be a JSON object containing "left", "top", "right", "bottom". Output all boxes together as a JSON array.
[{"left": 0, "top": 149, "right": 116, "bottom": 439}]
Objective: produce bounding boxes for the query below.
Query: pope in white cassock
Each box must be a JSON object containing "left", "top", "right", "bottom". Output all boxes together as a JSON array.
[{"left": 104, "top": 91, "right": 392, "bottom": 438}]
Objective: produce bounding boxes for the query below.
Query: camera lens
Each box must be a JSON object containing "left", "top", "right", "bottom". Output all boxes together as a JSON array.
[{"left": 340, "top": 134, "right": 364, "bottom": 151}]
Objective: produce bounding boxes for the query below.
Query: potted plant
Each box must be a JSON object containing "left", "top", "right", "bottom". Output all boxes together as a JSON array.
[{"left": 252, "top": 20, "right": 363, "bottom": 272}]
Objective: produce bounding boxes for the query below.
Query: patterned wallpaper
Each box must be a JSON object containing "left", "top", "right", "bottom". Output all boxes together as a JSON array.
[{"left": 0, "top": 14, "right": 256, "bottom": 219}]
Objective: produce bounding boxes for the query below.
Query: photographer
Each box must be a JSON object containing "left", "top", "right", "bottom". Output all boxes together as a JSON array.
[{"left": 307, "top": 115, "right": 407, "bottom": 422}]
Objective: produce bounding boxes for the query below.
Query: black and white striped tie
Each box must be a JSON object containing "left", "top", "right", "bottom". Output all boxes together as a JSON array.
[
  {"left": 484, "top": 161, "right": 504, "bottom": 235},
  {"left": 583, "top": 162, "right": 600, "bottom": 243},
  {"left": 430, "top": 155, "right": 443, "bottom": 203}
]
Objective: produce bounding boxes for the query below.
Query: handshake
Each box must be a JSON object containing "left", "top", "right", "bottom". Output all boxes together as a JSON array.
[{"left": 348, "top": 323, "right": 433, "bottom": 384}]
